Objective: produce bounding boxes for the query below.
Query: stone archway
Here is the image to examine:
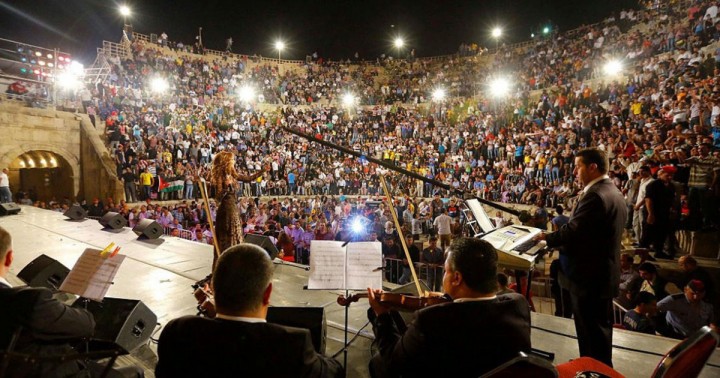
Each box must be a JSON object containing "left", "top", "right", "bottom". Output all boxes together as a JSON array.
[{"left": 0, "top": 146, "right": 80, "bottom": 202}]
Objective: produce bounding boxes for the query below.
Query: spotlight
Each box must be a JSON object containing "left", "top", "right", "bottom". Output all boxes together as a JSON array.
[
  {"left": 238, "top": 85, "right": 255, "bottom": 102},
  {"left": 603, "top": 59, "right": 623, "bottom": 76},
  {"left": 150, "top": 77, "right": 169, "bottom": 93},
  {"left": 432, "top": 88, "right": 446, "bottom": 102},
  {"left": 489, "top": 77, "right": 511, "bottom": 98},
  {"left": 57, "top": 72, "right": 81, "bottom": 90},
  {"left": 351, "top": 219, "right": 365, "bottom": 234},
  {"left": 394, "top": 37, "right": 405, "bottom": 49},
  {"left": 492, "top": 27, "right": 502, "bottom": 38},
  {"left": 342, "top": 93, "right": 356, "bottom": 107}
]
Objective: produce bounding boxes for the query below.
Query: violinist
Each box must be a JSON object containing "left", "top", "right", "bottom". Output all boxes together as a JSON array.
[
  {"left": 366, "top": 238, "right": 531, "bottom": 378},
  {"left": 156, "top": 244, "right": 343, "bottom": 378}
]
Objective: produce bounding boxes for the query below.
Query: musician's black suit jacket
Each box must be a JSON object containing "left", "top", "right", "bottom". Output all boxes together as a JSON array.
[
  {"left": 155, "top": 315, "right": 343, "bottom": 378},
  {"left": 372, "top": 293, "right": 531, "bottom": 377},
  {"left": 546, "top": 178, "right": 627, "bottom": 298},
  {"left": 0, "top": 283, "right": 96, "bottom": 377}
]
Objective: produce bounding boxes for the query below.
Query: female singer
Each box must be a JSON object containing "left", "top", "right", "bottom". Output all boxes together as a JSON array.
[{"left": 208, "top": 151, "right": 264, "bottom": 262}]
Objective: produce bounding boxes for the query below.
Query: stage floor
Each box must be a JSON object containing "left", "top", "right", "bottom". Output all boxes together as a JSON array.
[{"left": 1, "top": 206, "right": 719, "bottom": 378}]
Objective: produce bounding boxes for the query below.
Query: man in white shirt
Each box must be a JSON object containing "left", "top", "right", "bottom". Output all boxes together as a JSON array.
[
  {"left": 633, "top": 166, "right": 654, "bottom": 244},
  {"left": 0, "top": 168, "right": 11, "bottom": 203},
  {"left": 433, "top": 208, "right": 453, "bottom": 251}
]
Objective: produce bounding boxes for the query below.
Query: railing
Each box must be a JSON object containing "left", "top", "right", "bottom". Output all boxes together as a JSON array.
[{"left": 163, "top": 226, "right": 193, "bottom": 241}]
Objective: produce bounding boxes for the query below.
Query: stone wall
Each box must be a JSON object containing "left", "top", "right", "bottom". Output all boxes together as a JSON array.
[{"left": 0, "top": 103, "right": 122, "bottom": 201}]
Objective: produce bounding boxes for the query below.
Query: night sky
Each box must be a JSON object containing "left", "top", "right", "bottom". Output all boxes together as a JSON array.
[{"left": 0, "top": 0, "right": 638, "bottom": 64}]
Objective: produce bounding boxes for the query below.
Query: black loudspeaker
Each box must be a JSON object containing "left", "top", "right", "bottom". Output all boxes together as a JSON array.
[
  {"left": 0, "top": 203, "right": 21, "bottom": 216},
  {"left": 244, "top": 234, "right": 280, "bottom": 260},
  {"left": 72, "top": 297, "right": 157, "bottom": 353},
  {"left": 17, "top": 254, "right": 70, "bottom": 290},
  {"left": 64, "top": 205, "right": 87, "bottom": 220},
  {"left": 267, "top": 307, "right": 326, "bottom": 354},
  {"left": 132, "top": 219, "right": 162, "bottom": 239},
  {"left": 99, "top": 212, "right": 127, "bottom": 229}
]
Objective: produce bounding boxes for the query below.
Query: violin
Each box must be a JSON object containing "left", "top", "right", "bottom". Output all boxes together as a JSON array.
[
  {"left": 337, "top": 292, "right": 451, "bottom": 312},
  {"left": 192, "top": 277, "right": 217, "bottom": 318}
]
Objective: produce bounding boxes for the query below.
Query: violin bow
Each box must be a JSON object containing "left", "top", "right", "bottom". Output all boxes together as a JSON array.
[
  {"left": 379, "top": 174, "right": 424, "bottom": 297},
  {"left": 198, "top": 177, "right": 222, "bottom": 265}
]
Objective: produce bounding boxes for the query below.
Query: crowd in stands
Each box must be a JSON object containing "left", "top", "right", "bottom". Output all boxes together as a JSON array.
[{"left": 11, "top": 0, "right": 719, "bottom": 337}]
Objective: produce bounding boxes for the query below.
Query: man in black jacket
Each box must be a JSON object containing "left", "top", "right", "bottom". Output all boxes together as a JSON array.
[
  {"left": 0, "top": 226, "right": 141, "bottom": 378},
  {"left": 155, "top": 244, "right": 343, "bottom": 378},
  {"left": 367, "top": 237, "right": 531, "bottom": 377},
  {"left": 536, "top": 148, "right": 627, "bottom": 367}
]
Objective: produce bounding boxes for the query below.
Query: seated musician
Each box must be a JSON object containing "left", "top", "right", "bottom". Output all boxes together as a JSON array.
[
  {"left": 156, "top": 244, "right": 343, "bottom": 378},
  {"left": 0, "top": 226, "right": 142, "bottom": 378},
  {"left": 366, "top": 237, "right": 531, "bottom": 377}
]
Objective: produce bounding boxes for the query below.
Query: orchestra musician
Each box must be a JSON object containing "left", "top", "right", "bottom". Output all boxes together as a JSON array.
[
  {"left": 0, "top": 226, "right": 142, "bottom": 378},
  {"left": 366, "top": 237, "right": 531, "bottom": 377},
  {"left": 156, "top": 244, "right": 343, "bottom": 378}
]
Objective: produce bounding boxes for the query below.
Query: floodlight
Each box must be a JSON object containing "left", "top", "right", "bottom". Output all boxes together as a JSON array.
[
  {"left": 432, "top": 88, "right": 446, "bottom": 102},
  {"left": 238, "top": 85, "right": 255, "bottom": 102},
  {"left": 351, "top": 219, "right": 365, "bottom": 234},
  {"left": 394, "top": 37, "right": 405, "bottom": 49},
  {"left": 543, "top": 26, "right": 550, "bottom": 34},
  {"left": 489, "top": 77, "right": 511, "bottom": 98},
  {"left": 150, "top": 77, "right": 169, "bottom": 93},
  {"left": 57, "top": 72, "right": 81, "bottom": 90},
  {"left": 603, "top": 59, "right": 623, "bottom": 76},
  {"left": 342, "top": 93, "right": 356, "bottom": 107},
  {"left": 68, "top": 61, "right": 84, "bottom": 75},
  {"left": 120, "top": 5, "right": 131, "bottom": 17},
  {"left": 492, "top": 27, "right": 502, "bottom": 38},
  {"left": 275, "top": 40, "right": 285, "bottom": 52}
]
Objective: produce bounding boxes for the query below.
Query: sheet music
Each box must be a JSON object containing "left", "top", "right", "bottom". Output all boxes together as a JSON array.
[
  {"left": 345, "top": 242, "right": 382, "bottom": 290},
  {"left": 307, "top": 241, "right": 346, "bottom": 290},
  {"left": 59, "top": 248, "right": 125, "bottom": 301}
]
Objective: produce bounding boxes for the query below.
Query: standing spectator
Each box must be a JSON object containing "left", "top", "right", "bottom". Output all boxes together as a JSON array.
[
  {"left": 633, "top": 166, "right": 654, "bottom": 244},
  {"left": 642, "top": 166, "right": 677, "bottom": 259},
  {"left": 433, "top": 208, "right": 452, "bottom": 251},
  {"left": 687, "top": 143, "right": 720, "bottom": 229},
  {"left": 398, "top": 234, "right": 420, "bottom": 285},
  {"left": 0, "top": 168, "right": 10, "bottom": 203},
  {"left": 121, "top": 167, "right": 138, "bottom": 203},
  {"left": 139, "top": 168, "right": 154, "bottom": 200},
  {"left": 421, "top": 236, "right": 445, "bottom": 291}
]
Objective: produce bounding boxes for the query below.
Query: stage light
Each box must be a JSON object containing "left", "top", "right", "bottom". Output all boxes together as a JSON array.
[
  {"left": 68, "top": 61, "right": 84, "bottom": 75},
  {"left": 57, "top": 71, "right": 81, "bottom": 90},
  {"left": 394, "top": 37, "right": 405, "bottom": 49},
  {"left": 47, "top": 53, "right": 53, "bottom": 59},
  {"left": 351, "top": 218, "right": 365, "bottom": 234},
  {"left": 33, "top": 69, "right": 40, "bottom": 75},
  {"left": 38, "top": 60, "right": 46, "bottom": 66},
  {"left": 20, "top": 68, "right": 27, "bottom": 74},
  {"left": 543, "top": 26, "right": 550, "bottom": 34},
  {"left": 531, "top": 33, "right": 535, "bottom": 38},
  {"left": 342, "top": 93, "right": 356, "bottom": 107},
  {"left": 603, "top": 59, "right": 623, "bottom": 76},
  {"left": 119, "top": 5, "right": 131, "bottom": 17},
  {"left": 20, "top": 57, "right": 27, "bottom": 62},
  {"left": 47, "top": 63, "right": 54, "bottom": 68},
  {"left": 432, "top": 88, "right": 446, "bottom": 102},
  {"left": 30, "top": 59, "right": 36, "bottom": 64},
  {"left": 489, "top": 77, "right": 511, "bottom": 98},
  {"left": 150, "top": 77, "right": 169, "bottom": 93},
  {"left": 58, "top": 56, "right": 65, "bottom": 62},
  {"left": 238, "top": 85, "right": 255, "bottom": 102},
  {"left": 35, "top": 51, "right": 42, "bottom": 57},
  {"left": 492, "top": 27, "right": 502, "bottom": 38}
]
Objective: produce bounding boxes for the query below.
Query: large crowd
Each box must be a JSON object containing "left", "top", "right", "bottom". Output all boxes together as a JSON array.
[{"left": 5, "top": 0, "right": 719, "bottom": 353}]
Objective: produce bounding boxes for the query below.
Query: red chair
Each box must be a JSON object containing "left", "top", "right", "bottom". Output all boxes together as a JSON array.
[
  {"left": 556, "top": 357, "right": 625, "bottom": 378},
  {"left": 652, "top": 326, "right": 720, "bottom": 378},
  {"left": 482, "top": 352, "right": 558, "bottom": 378}
]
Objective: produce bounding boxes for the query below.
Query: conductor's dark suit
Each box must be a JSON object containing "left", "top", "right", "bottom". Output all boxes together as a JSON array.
[
  {"left": 155, "top": 316, "right": 343, "bottom": 378},
  {"left": 370, "top": 293, "right": 531, "bottom": 377},
  {"left": 546, "top": 177, "right": 627, "bottom": 366},
  {"left": 0, "top": 283, "right": 96, "bottom": 377}
]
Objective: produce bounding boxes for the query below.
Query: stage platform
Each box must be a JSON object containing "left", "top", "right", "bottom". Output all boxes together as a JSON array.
[{"left": 1, "top": 206, "right": 719, "bottom": 378}]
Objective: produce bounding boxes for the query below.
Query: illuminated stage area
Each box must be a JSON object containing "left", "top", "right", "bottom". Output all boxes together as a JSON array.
[{"left": 1, "top": 206, "right": 719, "bottom": 377}]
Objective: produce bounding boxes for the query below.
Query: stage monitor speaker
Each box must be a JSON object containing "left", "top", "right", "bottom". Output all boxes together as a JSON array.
[
  {"left": 244, "top": 233, "right": 280, "bottom": 260},
  {"left": 133, "top": 219, "right": 162, "bottom": 239},
  {"left": 17, "top": 254, "right": 70, "bottom": 290},
  {"left": 267, "top": 306, "right": 326, "bottom": 354},
  {"left": 64, "top": 205, "right": 87, "bottom": 220},
  {"left": 72, "top": 297, "right": 157, "bottom": 353},
  {"left": 0, "top": 203, "right": 21, "bottom": 216},
  {"left": 99, "top": 212, "right": 127, "bottom": 229}
]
